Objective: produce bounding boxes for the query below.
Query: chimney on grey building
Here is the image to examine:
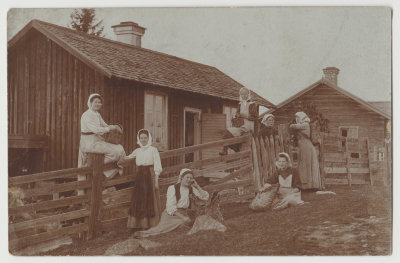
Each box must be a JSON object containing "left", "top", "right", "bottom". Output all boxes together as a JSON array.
[
  {"left": 323, "top": 67, "right": 340, "bottom": 85},
  {"left": 111, "top": 21, "right": 146, "bottom": 47}
]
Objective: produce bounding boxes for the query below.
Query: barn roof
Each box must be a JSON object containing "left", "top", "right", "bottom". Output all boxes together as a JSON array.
[
  {"left": 8, "top": 19, "right": 275, "bottom": 108},
  {"left": 262, "top": 78, "right": 390, "bottom": 119}
]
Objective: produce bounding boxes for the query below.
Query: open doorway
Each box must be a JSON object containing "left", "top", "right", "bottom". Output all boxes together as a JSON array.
[{"left": 184, "top": 108, "right": 201, "bottom": 163}]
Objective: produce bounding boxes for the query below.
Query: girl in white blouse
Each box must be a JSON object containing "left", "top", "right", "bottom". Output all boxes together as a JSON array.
[
  {"left": 126, "top": 129, "right": 162, "bottom": 229},
  {"left": 134, "top": 168, "right": 209, "bottom": 238},
  {"left": 77, "top": 94, "right": 126, "bottom": 194}
]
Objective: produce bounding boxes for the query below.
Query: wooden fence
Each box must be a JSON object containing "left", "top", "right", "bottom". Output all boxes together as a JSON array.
[
  {"left": 320, "top": 133, "right": 373, "bottom": 186},
  {"left": 9, "top": 135, "right": 255, "bottom": 252},
  {"left": 9, "top": 129, "right": 378, "bottom": 253}
]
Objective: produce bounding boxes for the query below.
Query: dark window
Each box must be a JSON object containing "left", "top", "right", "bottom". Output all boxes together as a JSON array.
[
  {"left": 341, "top": 129, "right": 348, "bottom": 137},
  {"left": 350, "top": 153, "right": 360, "bottom": 158}
]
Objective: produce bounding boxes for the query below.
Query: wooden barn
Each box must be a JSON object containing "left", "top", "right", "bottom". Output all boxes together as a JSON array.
[
  {"left": 264, "top": 67, "right": 391, "bottom": 184},
  {"left": 7, "top": 20, "right": 274, "bottom": 177}
]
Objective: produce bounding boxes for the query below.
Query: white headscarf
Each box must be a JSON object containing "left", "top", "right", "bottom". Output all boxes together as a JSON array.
[
  {"left": 261, "top": 114, "right": 275, "bottom": 126},
  {"left": 177, "top": 168, "right": 192, "bottom": 183},
  {"left": 295, "top": 112, "right": 310, "bottom": 124},
  {"left": 137, "top": 129, "right": 153, "bottom": 149},
  {"left": 239, "top": 87, "right": 252, "bottom": 107},
  {"left": 87, "top": 93, "right": 103, "bottom": 111},
  {"left": 275, "top": 152, "right": 293, "bottom": 169}
]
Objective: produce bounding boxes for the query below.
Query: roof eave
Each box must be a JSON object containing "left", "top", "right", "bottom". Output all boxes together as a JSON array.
[
  {"left": 261, "top": 78, "right": 390, "bottom": 119},
  {"left": 8, "top": 20, "right": 113, "bottom": 79}
]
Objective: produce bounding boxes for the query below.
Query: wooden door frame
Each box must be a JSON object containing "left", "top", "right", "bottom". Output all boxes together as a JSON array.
[{"left": 184, "top": 107, "right": 202, "bottom": 161}]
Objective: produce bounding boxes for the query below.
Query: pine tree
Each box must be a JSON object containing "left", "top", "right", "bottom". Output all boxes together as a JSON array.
[{"left": 69, "top": 8, "right": 104, "bottom": 37}]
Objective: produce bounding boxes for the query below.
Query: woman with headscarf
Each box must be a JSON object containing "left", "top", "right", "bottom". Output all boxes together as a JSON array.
[
  {"left": 124, "top": 129, "right": 162, "bottom": 229},
  {"left": 259, "top": 113, "right": 278, "bottom": 138},
  {"left": 77, "top": 94, "right": 126, "bottom": 193},
  {"left": 290, "top": 112, "right": 322, "bottom": 190},
  {"left": 133, "top": 168, "right": 211, "bottom": 238},
  {"left": 220, "top": 87, "right": 259, "bottom": 155}
]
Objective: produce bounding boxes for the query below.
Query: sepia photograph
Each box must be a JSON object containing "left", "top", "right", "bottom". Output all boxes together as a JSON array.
[{"left": 4, "top": 2, "right": 395, "bottom": 258}]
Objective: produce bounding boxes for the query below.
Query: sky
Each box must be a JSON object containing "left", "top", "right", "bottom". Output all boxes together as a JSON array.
[{"left": 7, "top": 7, "right": 391, "bottom": 105}]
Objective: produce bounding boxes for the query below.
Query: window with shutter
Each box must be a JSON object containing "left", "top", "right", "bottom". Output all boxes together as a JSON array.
[{"left": 144, "top": 91, "right": 168, "bottom": 151}]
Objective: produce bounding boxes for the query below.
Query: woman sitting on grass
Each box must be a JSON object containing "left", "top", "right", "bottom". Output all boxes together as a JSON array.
[
  {"left": 134, "top": 168, "right": 225, "bottom": 238},
  {"left": 266, "top": 152, "right": 305, "bottom": 210}
]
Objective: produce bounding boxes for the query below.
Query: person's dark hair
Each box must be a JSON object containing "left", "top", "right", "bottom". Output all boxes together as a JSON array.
[
  {"left": 138, "top": 129, "right": 149, "bottom": 137},
  {"left": 90, "top": 95, "right": 103, "bottom": 103}
]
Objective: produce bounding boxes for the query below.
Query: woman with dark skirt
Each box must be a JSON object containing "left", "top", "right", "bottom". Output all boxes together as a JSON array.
[
  {"left": 125, "top": 129, "right": 162, "bottom": 230},
  {"left": 219, "top": 87, "right": 258, "bottom": 155},
  {"left": 289, "top": 112, "right": 322, "bottom": 190}
]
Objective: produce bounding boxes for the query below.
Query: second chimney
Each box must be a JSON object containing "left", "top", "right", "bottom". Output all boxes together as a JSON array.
[
  {"left": 111, "top": 21, "right": 146, "bottom": 47},
  {"left": 323, "top": 67, "right": 340, "bottom": 85}
]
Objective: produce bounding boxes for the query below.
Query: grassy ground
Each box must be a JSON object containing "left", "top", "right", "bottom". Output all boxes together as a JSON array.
[{"left": 42, "top": 184, "right": 392, "bottom": 256}]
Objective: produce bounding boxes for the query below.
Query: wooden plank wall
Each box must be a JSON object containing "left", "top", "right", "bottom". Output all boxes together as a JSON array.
[
  {"left": 8, "top": 30, "right": 238, "bottom": 175},
  {"left": 8, "top": 31, "right": 105, "bottom": 171},
  {"left": 272, "top": 84, "right": 387, "bottom": 148}
]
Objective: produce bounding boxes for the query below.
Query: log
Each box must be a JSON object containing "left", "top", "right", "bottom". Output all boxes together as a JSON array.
[
  {"left": 9, "top": 223, "right": 88, "bottom": 252},
  {"left": 211, "top": 164, "right": 253, "bottom": 185},
  {"left": 22, "top": 180, "right": 92, "bottom": 198},
  {"left": 9, "top": 167, "right": 92, "bottom": 185},
  {"left": 203, "top": 178, "right": 253, "bottom": 193},
  {"left": 9, "top": 209, "right": 89, "bottom": 233},
  {"left": 9, "top": 194, "right": 89, "bottom": 215}
]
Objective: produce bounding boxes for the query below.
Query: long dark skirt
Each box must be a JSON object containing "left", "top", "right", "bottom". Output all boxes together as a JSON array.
[
  {"left": 127, "top": 165, "right": 161, "bottom": 229},
  {"left": 222, "top": 130, "right": 241, "bottom": 152}
]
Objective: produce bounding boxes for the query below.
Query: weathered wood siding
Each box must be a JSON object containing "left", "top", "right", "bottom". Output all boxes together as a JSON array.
[
  {"left": 8, "top": 30, "right": 105, "bottom": 171},
  {"left": 272, "top": 84, "right": 386, "bottom": 148},
  {"left": 8, "top": 30, "right": 236, "bottom": 174}
]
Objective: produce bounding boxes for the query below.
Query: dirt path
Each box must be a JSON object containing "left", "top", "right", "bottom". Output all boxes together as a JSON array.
[{"left": 41, "top": 185, "right": 392, "bottom": 256}]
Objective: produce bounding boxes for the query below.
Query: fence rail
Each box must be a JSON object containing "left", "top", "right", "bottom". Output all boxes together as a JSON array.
[{"left": 8, "top": 134, "right": 254, "bottom": 253}]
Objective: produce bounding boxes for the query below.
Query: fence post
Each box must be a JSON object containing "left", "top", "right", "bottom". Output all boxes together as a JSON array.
[
  {"left": 86, "top": 153, "right": 104, "bottom": 240},
  {"left": 250, "top": 135, "right": 261, "bottom": 191},
  {"left": 366, "top": 138, "right": 374, "bottom": 186},
  {"left": 320, "top": 134, "right": 326, "bottom": 189}
]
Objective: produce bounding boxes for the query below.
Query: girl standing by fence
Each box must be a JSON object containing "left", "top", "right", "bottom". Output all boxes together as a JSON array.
[
  {"left": 290, "top": 112, "right": 322, "bottom": 190},
  {"left": 126, "top": 129, "right": 162, "bottom": 230}
]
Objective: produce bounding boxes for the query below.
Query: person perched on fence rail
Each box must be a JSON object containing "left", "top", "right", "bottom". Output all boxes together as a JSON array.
[
  {"left": 259, "top": 113, "right": 278, "bottom": 138},
  {"left": 290, "top": 112, "right": 322, "bottom": 190},
  {"left": 77, "top": 93, "right": 126, "bottom": 195},
  {"left": 133, "top": 168, "right": 225, "bottom": 238},
  {"left": 125, "top": 129, "right": 162, "bottom": 230},
  {"left": 219, "top": 87, "right": 258, "bottom": 155}
]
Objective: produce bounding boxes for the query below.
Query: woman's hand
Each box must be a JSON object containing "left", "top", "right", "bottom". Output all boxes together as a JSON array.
[{"left": 191, "top": 180, "right": 201, "bottom": 190}]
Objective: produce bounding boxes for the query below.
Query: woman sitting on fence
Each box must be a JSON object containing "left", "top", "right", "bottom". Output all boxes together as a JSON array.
[
  {"left": 219, "top": 87, "right": 258, "bottom": 155},
  {"left": 259, "top": 113, "right": 278, "bottom": 138},
  {"left": 77, "top": 94, "right": 126, "bottom": 194},
  {"left": 125, "top": 129, "right": 162, "bottom": 230},
  {"left": 289, "top": 112, "right": 322, "bottom": 190},
  {"left": 133, "top": 168, "right": 225, "bottom": 238}
]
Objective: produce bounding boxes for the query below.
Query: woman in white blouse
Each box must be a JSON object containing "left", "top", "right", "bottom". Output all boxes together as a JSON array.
[
  {"left": 126, "top": 129, "right": 163, "bottom": 229},
  {"left": 133, "top": 168, "right": 209, "bottom": 238},
  {"left": 77, "top": 94, "right": 126, "bottom": 194}
]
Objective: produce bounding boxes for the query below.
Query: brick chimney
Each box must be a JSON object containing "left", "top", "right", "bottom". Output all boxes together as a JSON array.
[
  {"left": 323, "top": 67, "right": 340, "bottom": 85},
  {"left": 111, "top": 21, "right": 146, "bottom": 47}
]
